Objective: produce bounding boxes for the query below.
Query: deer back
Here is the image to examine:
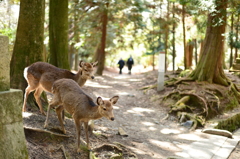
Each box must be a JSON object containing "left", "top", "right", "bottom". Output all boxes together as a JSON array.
[{"left": 52, "top": 79, "right": 97, "bottom": 115}]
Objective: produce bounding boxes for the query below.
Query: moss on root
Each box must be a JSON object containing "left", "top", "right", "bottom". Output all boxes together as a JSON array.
[{"left": 162, "top": 80, "right": 240, "bottom": 131}]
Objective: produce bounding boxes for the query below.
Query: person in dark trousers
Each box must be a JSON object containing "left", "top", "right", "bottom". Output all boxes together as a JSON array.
[
  {"left": 118, "top": 58, "right": 125, "bottom": 74},
  {"left": 127, "top": 55, "right": 134, "bottom": 74}
]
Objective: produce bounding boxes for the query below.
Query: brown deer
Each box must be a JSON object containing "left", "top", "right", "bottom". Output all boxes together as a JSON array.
[
  {"left": 22, "top": 61, "right": 98, "bottom": 115},
  {"left": 44, "top": 78, "right": 119, "bottom": 153}
]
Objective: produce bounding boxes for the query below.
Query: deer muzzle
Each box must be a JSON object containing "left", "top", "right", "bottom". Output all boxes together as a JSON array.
[{"left": 110, "top": 117, "right": 114, "bottom": 121}]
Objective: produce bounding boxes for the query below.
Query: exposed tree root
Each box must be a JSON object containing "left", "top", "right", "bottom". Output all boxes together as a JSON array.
[
  {"left": 90, "top": 142, "right": 137, "bottom": 159},
  {"left": 57, "top": 145, "right": 68, "bottom": 159},
  {"left": 140, "top": 84, "right": 157, "bottom": 91},
  {"left": 170, "top": 96, "right": 190, "bottom": 112},
  {"left": 161, "top": 80, "right": 240, "bottom": 131},
  {"left": 177, "top": 112, "right": 205, "bottom": 131},
  {"left": 165, "top": 77, "right": 194, "bottom": 86}
]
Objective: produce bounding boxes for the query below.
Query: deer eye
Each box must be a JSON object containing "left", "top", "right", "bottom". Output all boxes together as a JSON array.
[
  {"left": 84, "top": 69, "right": 88, "bottom": 72},
  {"left": 103, "top": 107, "right": 107, "bottom": 111}
]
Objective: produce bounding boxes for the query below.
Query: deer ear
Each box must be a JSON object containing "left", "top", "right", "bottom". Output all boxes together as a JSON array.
[
  {"left": 110, "top": 96, "right": 119, "bottom": 105},
  {"left": 92, "top": 61, "right": 98, "bottom": 67},
  {"left": 97, "top": 97, "right": 104, "bottom": 105},
  {"left": 79, "top": 61, "right": 85, "bottom": 68}
]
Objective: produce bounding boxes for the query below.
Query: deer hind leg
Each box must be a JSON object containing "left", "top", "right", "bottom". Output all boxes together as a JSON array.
[
  {"left": 34, "top": 87, "right": 45, "bottom": 115},
  {"left": 22, "top": 85, "right": 35, "bottom": 112},
  {"left": 84, "top": 122, "right": 91, "bottom": 150},
  {"left": 55, "top": 105, "right": 66, "bottom": 134},
  {"left": 44, "top": 99, "right": 60, "bottom": 129},
  {"left": 74, "top": 119, "right": 82, "bottom": 154}
]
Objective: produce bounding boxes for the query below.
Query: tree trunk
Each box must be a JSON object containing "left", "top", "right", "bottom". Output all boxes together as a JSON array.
[
  {"left": 164, "top": 1, "right": 170, "bottom": 72},
  {"left": 172, "top": 2, "right": 176, "bottom": 72},
  {"left": 10, "top": 0, "right": 45, "bottom": 91},
  {"left": 235, "top": 14, "right": 240, "bottom": 60},
  {"left": 194, "top": 39, "right": 198, "bottom": 66},
  {"left": 230, "top": 13, "right": 234, "bottom": 68},
  {"left": 190, "top": 0, "right": 228, "bottom": 86},
  {"left": 49, "top": 0, "right": 69, "bottom": 69},
  {"left": 96, "top": 4, "right": 108, "bottom": 75},
  {"left": 73, "top": 0, "right": 80, "bottom": 71},
  {"left": 186, "top": 40, "right": 194, "bottom": 69},
  {"left": 182, "top": 4, "right": 187, "bottom": 70}
]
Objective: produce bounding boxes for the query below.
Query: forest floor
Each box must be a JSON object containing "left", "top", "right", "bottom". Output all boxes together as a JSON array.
[{"left": 22, "top": 65, "right": 240, "bottom": 159}]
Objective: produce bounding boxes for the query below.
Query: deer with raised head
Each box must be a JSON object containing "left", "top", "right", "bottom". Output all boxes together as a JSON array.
[
  {"left": 44, "top": 78, "right": 119, "bottom": 153},
  {"left": 22, "top": 61, "right": 98, "bottom": 115}
]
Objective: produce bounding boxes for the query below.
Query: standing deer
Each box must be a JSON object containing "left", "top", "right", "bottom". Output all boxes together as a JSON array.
[
  {"left": 44, "top": 79, "right": 119, "bottom": 153},
  {"left": 22, "top": 61, "right": 98, "bottom": 115}
]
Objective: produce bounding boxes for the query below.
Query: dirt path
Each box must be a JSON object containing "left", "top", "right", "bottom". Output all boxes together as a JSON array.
[
  {"left": 24, "top": 67, "right": 240, "bottom": 159},
  {"left": 82, "top": 68, "right": 193, "bottom": 158}
]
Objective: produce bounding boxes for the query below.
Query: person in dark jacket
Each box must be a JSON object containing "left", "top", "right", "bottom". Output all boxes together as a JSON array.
[
  {"left": 118, "top": 58, "right": 125, "bottom": 74},
  {"left": 127, "top": 55, "right": 134, "bottom": 74}
]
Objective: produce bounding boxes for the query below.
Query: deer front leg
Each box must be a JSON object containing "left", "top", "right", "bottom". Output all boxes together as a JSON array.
[
  {"left": 44, "top": 99, "right": 60, "bottom": 129},
  {"left": 34, "top": 88, "right": 45, "bottom": 115},
  {"left": 22, "top": 86, "right": 34, "bottom": 112},
  {"left": 84, "top": 122, "right": 91, "bottom": 150},
  {"left": 56, "top": 105, "right": 66, "bottom": 134},
  {"left": 75, "top": 120, "right": 82, "bottom": 154}
]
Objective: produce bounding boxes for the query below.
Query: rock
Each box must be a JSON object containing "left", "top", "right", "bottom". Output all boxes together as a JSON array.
[
  {"left": 118, "top": 127, "right": 128, "bottom": 137},
  {"left": 180, "top": 120, "right": 193, "bottom": 129},
  {"left": 166, "top": 156, "right": 185, "bottom": 159},
  {"left": 127, "top": 94, "right": 135, "bottom": 97},
  {"left": 202, "top": 128, "right": 233, "bottom": 138}
]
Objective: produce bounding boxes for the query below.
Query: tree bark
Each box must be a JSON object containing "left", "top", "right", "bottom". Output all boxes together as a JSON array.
[
  {"left": 190, "top": 0, "right": 228, "bottom": 86},
  {"left": 186, "top": 40, "right": 194, "bottom": 69},
  {"left": 172, "top": 2, "right": 176, "bottom": 72},
  {"left": 96, "top": 4, "right": 108, "bottom": 75},
  {"left": 182, "top": 4, "right": 187, "bottom": 70},
  {"left": 10, "top": 0, "right": 45, "bottom": 91},
  {"left": 49, "top": 0, "right": 69, "bottom": 69},
  {"left": 230, "top": 13, "right": 234, "bottom": 68},
  {"left": 73, "top": 0, "right": 80, "bottom": 71},
  {"left": 235, "top": 14, "right": 240, "bottom": 61},
  {"left": 194, "top": 39, "right": 198, "bottom": 66},
  {"left": 164, "top": 1, "right": 170, "bottom": 72}
]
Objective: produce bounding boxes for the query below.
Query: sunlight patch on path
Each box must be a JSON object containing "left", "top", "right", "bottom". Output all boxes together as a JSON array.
[
  {"left": 128, "top": 107, "right": 154, "bottom": 113},
  {"left": 149, "top": 139, "right": 181, "bottom": 151},
  {"left": 161, "top": 128, "right": 181, "bottom": 135},
  {"left": 177, "top": 132, "right": 203, "bottom": 141},
  {"left": 142, "top": 121, "right": 155, "bottom": 126},
  {"left": 128, "top": 78, "right": 141, "bottom": 82},
  {"left": 85, "top": 81, "right": 112, "bottom": 88}
]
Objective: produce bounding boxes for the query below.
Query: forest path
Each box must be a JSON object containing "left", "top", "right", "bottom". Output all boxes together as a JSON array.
[
  {"left": 24, "top": 66, "right": 240, "bottom": 159},
  {"left": 84, "top": 67, "right": 240, "bottom": 159}
]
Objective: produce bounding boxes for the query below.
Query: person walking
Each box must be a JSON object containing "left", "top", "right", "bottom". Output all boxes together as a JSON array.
[
  {"left": 118, "top": 58, "right": 125, "bottom": 74},
  {"left": 127, "top": 55, "right": 134, "bottom": 74}
]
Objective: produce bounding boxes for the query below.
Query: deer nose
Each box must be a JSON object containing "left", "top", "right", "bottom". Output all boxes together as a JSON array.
[
  {"left": 91, "top": 76, "right": 94, "bottom": 79},
  {"left": 110, "top": 117, "right": 114, "bottom": 121}
]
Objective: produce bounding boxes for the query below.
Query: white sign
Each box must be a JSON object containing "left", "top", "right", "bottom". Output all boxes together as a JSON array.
[
  {"left": 158, "top": 53, "right": 165, "bottom": 72},
  {"left": 157, "top": 53, "right": 165, "bottom": 91}
]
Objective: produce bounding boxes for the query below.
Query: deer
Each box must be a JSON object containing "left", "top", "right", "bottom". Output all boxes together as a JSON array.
[
  {"left": 22, "top": 61, "right": 98, "bottom": 115},
  {"left": 44, "top": 78, "right": 119, "bottom": 153}
]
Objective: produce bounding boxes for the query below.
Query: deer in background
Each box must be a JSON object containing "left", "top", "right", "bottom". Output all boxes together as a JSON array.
[
  {"left": 22, "top": 61, "right": 98, "bottom": 115},
  {"left": 44, "top": 78, "right": 119, "bottom": 153}
]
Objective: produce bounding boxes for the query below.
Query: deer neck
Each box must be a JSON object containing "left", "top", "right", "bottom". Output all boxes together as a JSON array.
[
  {"left": 75, "top": 69, "right": 88, "bottom": 87},
  {"left": 90, "top": 106, "right": 103, "bottom": 120}
]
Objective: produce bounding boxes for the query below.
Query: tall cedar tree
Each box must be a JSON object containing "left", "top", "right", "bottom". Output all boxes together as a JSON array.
[
  {"left": 10, "top": 0, "right": 45, "bottom": 91},
  {"left": 190, "top": 0, "right": 228, "bottom": 86},
  {"left": 49, "top": 0, "right": 69, "bottom": 69},
  {"left": 96, "top": 4, "right": 108, "bottom": 75}
]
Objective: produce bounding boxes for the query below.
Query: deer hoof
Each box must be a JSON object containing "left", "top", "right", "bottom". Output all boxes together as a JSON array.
[
  {"left": 43, "top": 122, "right": 48, "bottom": 129},
  {"left": 62, "top": 129, "right": 66, "bottom": 134},
  {"left": 77, "top": 148, "right": 81, "bottom": 154}
]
